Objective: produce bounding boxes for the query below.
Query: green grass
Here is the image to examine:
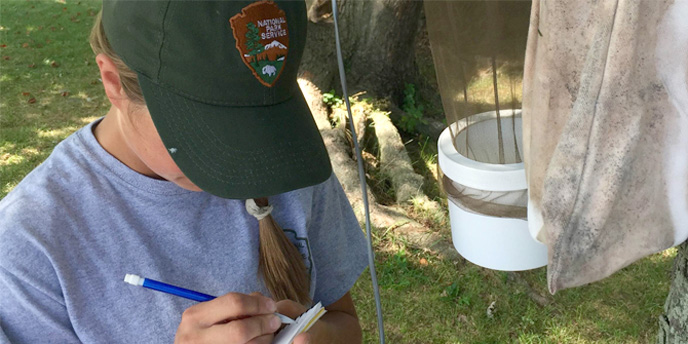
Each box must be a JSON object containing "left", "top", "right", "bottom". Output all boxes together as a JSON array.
[
  {"left": 353, "top": 242, "right": 672, "bottom": 344},
  {"left": 1, "top": 0, "right": 105, "bottom": 197},
  {"left": 1, "top": 1, "right": 674, "bottom": 343}
]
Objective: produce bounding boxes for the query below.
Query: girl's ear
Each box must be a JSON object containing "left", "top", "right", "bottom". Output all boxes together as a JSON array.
[{"left": 95, "top": 53, "right": 127, "bottom": 111}]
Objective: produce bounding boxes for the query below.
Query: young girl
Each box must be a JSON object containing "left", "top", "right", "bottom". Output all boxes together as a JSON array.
[{"left": 0, "top": 1, "right": 368, "bottom": 343}]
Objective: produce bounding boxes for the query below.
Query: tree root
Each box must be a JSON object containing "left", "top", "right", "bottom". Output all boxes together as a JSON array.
[{"left": 299, "top": 78, "right": 461, "bottom": 262}]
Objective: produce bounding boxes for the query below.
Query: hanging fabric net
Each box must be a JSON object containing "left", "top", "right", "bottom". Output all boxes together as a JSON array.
[{"left": 424, "top": 1, "right": 531, "bottom": 218}]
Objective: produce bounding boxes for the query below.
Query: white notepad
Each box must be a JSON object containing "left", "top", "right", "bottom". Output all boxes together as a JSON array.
[{"left": 272, "top": 302, "right": 326, "bottom": 344}]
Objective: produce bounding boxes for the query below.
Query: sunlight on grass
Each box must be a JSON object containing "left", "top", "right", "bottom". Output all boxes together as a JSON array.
[
  {"left": 2, "top": 182, "right": 18, "bottom": 196},
  {"left": 20, "top": 147, "right": 40, "bottom": 158},
  {"left": 36, "top": 126, "right": 79, "bottom": 139},
  {"left": 0, "top": 143, "right": 17, "bottom": 154},
  {"left": 50, "top": 83, "right": 66, "bottom": 91},
  {"left": 0, "top": 74, "right": 11, "bottom": 82},
  {"left": 80, "top": 116, "right": 100, "bottom": 124},
  {"left": 76, "top": 91, "right": 93, "bottom": 101},
  {"left": 661, "top": 247, "right": 677, "bottom": 259},
  {"left": 0, "top": 153, "right": 25, "bottom": 166}
]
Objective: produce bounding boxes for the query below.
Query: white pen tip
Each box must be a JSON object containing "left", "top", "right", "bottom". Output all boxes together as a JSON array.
[{"left": 124, "top": 274, "right": 144, "bottom": 286}]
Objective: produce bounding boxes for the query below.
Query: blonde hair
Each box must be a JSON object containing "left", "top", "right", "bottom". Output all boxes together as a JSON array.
[
  {"left": 89, "top": 11, "right": 144, "bottom": 105},
  {"left": 89, "top": 12, "right": 311, "bottom": 306}
]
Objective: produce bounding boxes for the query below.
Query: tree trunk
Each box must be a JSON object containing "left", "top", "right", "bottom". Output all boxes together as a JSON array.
[
  {"left": 658, "top": 241, "right": 688, "bottom": 343},
  {"left": 300, "top": 0, "right": 423, "bottom": 100}
]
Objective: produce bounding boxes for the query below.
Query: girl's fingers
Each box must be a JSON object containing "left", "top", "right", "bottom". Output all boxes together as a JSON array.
[
  {"left": 246, "top": 333, "right": 275, "bottom": 344},
  {"left": 181, "top": 292, "right": 277, "bottom": 327},
  {"left": 275, "top": 299, "right": 307, "bottom": 319},
  {"left": 293, "top": 332, "right": 311, "bottom": 344},
  {"left": 199, "top": 314, "right": 281, "bottom": 343}
]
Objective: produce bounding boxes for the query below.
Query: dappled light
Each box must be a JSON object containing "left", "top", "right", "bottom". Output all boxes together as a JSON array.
[
  {"left": 1, "top": 1, "right": 678, "bottom": 343},
  {"left": 36, "top": 126, "right": 79, "bottom": 139},
  {"left": 0, "top": 153, "right": 25, "bottom": 167},
  {"left": 354, "top": 245, "right": 674, "bottom": 343},
  {"left": 1, "top": 0, "right": 106, "bottom": 199}
]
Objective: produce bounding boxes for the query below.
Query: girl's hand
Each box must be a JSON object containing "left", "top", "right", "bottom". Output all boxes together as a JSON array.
[
  {"left": 175, "top": 292, "right": 282, "bottom": 344},
  {"left": 276, "top": 300, "right": 316, "bottom": 344}
]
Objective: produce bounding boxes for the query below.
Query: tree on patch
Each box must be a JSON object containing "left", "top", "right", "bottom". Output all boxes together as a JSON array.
[{"left": 245, "top": 22, "right": 263, "bottom": 62}]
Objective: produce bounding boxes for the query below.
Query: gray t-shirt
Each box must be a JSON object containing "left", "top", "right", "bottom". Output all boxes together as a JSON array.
[{"left": 0, "top": 119, "right": 368, "bottom": 343}]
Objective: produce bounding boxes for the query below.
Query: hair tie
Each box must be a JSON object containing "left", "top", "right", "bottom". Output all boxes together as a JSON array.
[{"left": 245, "top": 199, "right": 273, "bottom": 221}]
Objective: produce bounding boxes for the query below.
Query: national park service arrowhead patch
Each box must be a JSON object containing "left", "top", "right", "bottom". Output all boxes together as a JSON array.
[{"left": 230, "top": 1, "right": 289, "bottom": 87}]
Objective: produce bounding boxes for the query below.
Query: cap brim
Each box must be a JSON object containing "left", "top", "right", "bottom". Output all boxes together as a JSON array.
[{"left": 138, "top": 73, "right": 332, "bottom": 199}]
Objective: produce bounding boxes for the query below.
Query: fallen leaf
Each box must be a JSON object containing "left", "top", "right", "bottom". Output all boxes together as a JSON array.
[
  {"left": 61, "top": 91, "right": 70, "bottom": 97},
  {"left": 62, "top": 7, "right": 67, "bottom": 11},
  {"left": 419, "top": 258, "right": 429, "bottom": 266},
  {"left": 22, "top": 43, "right": 29, "bottom": 48},
  {"left": 50, "top": 27, "right": 57, "bottom": 32},
  {"left": 0, "top": 44, "right": 6, "bottom": 48},
  {"left": 28, "top": 97, "right": 36, "bottom": 104},
  {"left": 3, "top": 56, "right": 10, "bottom": 60},
  {"left": 21, "top": 92, "right": 30, "bottom": 96},
  {"left": 51, "top": 61, "right": 59, "bottom": 68},
  {"left": 28, "top": 63, "right": 35, "bottom": 68}
]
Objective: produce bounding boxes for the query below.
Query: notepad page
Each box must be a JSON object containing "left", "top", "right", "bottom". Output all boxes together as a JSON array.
[{"left": 272, "top": 302, "right": 326, "bottom": 344}]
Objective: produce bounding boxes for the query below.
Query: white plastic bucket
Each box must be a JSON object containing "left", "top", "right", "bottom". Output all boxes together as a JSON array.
[{"left": 438, "top": 110, "right": 547, "bottom": 271}]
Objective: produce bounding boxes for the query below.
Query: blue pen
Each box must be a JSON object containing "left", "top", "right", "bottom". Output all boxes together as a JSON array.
[{"left": 124, "top": 274, "right": 294, "bottom": 324}]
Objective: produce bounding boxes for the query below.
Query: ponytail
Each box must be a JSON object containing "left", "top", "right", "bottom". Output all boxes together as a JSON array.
[{"left": 247, "top": 198, "right": 311, "bottom": 306}]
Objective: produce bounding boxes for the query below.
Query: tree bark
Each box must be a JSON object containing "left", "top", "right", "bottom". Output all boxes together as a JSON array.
[
  {"left": 300, "top": 0, "right": 423, "bottom": 101},
  {"left": 658, "top": 241, "right": 688, "bottom": 343}
]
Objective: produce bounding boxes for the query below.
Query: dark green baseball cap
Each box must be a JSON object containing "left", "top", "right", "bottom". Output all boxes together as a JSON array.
[{"left": 101, "top": 0, "right": 332, "bottom": 199}]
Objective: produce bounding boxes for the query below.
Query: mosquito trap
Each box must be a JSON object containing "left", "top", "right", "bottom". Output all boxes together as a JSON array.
[{"left": 425, "top": 1, "right": 547, "bottom": 271}]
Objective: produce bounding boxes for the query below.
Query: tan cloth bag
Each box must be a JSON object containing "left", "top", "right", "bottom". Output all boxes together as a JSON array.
[{"left": 523, "top": 0, "right": 688, "bottom": 293}]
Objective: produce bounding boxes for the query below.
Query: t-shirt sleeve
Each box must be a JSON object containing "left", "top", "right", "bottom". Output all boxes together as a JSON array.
[
  {"left": 0, "top": 201, "right": 80, "bottom": 343},
  {"left": 0, "top": 266, "right": 80, "bottom": 344},
  {"left": 308, "top": 173, "right": 369, "bottom": 307}
]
